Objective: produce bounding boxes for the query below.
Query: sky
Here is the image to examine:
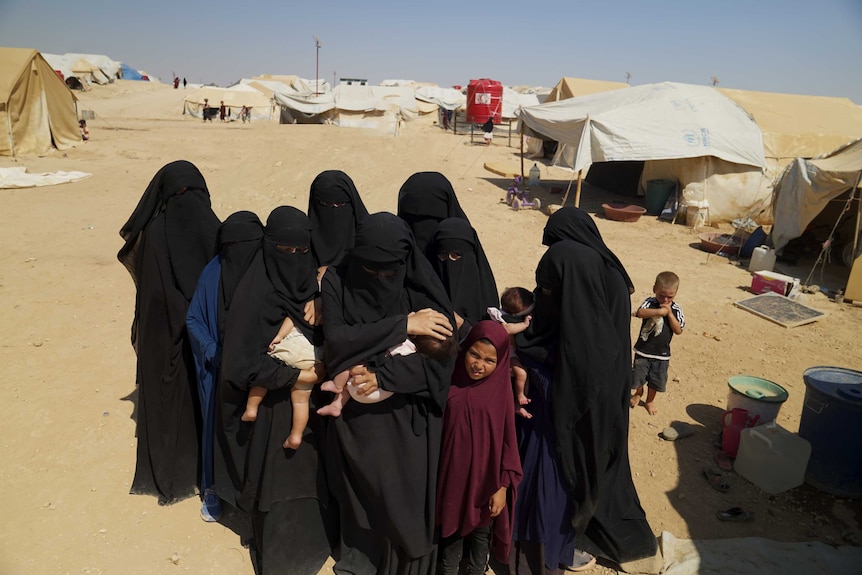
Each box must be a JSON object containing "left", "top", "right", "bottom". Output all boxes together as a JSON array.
[{"left": 2, "top": 0, "right": 862, "bottom": 103}]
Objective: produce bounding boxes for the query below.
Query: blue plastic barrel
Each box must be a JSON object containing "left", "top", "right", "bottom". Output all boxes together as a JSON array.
[
  {"left": 799, "top": 366, "right": 862, "bottom": 498},
  {"left": 645, "top": 180, "right": 675, "bottom": 215}
]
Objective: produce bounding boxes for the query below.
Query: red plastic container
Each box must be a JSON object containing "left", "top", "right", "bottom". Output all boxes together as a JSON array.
[
  {"left": 722, "top": 408, "right": 760, "bottom": 458},
  {"left": 466, "top": 79, "right": 502, "bottom": 124}
]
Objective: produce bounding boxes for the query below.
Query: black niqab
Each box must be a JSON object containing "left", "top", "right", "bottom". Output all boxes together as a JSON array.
[
  {"left": 307, "top": 170, "right": 369, "bottom": 267},
  {"left": 216, "top": 211, "right": 263, "bottom": 329},
  {"left": 427, "top": 218, "right": 499, "bottom": 327},
  {"left": 542, "top": 206, "right": 635, "bottom": 294},
  {"left": 118, "top": 160, "right": 220, "bottom": 301},
  {"left": 397, "top": 171, "right": 469, "bottom": 252}
]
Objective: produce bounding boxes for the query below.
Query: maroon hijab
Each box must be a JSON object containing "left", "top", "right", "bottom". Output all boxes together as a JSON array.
[{"left": 437, "top": 320, "right": 523, "bottom": 562}]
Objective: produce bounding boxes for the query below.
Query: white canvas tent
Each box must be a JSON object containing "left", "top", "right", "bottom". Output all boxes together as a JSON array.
[
  {"left": 0, "top": 48, "right": 81, "bottom": 156},
  {"left": 182, "top": 85, "right": 274, "bottom": 121},
  {"left": 771, "top": 138, "right": 862, "bottom": 300},
  {"left": 517, "top": 82, "right": 769, "bottom": 221}
]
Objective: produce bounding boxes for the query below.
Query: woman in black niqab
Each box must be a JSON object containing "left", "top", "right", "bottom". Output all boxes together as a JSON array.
[
  {"left": 427, "top": 217, "right": 499, "bottom": 338},
  {"left": 117, "top": 160, "right": 221, "bottom": 505},
  {"left": 321, "top": 212, "right": 457, "bottom": 575},
  {"left": 397, "top": 171, "right": 469, "bottom": 253},
  {"left": 214, "top": 206, "right": 334, "bottom": 575},
  {"left": 307, "top": 170, "right": 369, "bottom": 269},
  {"left": 515, "top": 233, "right": 656, "bottom": 569}
]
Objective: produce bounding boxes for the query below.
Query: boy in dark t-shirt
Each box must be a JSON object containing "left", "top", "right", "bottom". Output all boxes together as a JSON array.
[{"left": 630, "top": 271, "right": 685, "bottom": 415}]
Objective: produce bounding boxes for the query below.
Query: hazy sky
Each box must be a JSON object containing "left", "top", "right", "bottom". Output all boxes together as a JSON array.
[{"left": 2, "top": 0, "right": 861, "bottom": 103}]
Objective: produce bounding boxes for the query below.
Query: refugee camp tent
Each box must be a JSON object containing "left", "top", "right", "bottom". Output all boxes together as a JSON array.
[
  {"left": 544, "top": 77, "right": 629, "bottom": 102},
  {"left": 182, "top": 85, "right": 274, "bottom": 121},
  {"left": 120, "top": 63, "right": 147, "bottom": 81},
  {"left": 517, "top": 82, "right": 769, "bottom": 222},
  {"left": 0, "top": 48, "right": 81, "bottom": 157},
  {"left": 771, "top": 138, "right": 862, "bottom": 300},
  {"left": 719, "top": 88, "right": 862, "bottom": 176}
]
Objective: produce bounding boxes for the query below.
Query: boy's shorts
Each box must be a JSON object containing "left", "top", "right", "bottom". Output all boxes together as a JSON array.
[{"left": 631, "top": 356, "right": 669, "bottom": 392}]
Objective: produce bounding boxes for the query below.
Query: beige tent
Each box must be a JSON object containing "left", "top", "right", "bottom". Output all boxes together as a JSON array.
[
  {"left": 719, "top": 88, "right": 862, "bottom": 176},
  {"left": 543, "top": 77, "right": 629, "bottom": 102},
  {"left": 0, "top": 48, "right": 81, "bottom": 157}
]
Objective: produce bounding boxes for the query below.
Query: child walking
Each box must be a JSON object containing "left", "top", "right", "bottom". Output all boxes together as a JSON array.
[
  {"left": 631, "top": 271, "right": 685, "bottom": 415},
  {"left": 437, "top": 321, "right": 523, "bottom": 575}
]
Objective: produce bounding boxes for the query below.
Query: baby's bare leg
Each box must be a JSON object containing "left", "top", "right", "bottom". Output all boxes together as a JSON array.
[
  {"left": 317, "top": 371, "right": 351, "bottom": 417},
  {"left": 242, "top": 386, "right": 268, "bottom": 422},
  {"left": 284, "top": 387, "right": 312, "bottom": 449}
]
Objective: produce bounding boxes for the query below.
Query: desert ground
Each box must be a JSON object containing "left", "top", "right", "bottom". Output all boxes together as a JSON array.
[{"left": 0, "top": 80, "right": 860, "bottom": 574}]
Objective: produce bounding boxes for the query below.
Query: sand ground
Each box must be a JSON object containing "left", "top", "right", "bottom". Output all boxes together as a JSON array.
[{"left": 1, "top": 81, "right": 860, "bottom": 574}]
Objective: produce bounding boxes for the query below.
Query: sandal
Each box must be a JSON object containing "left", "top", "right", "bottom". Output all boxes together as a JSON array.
[
  {"left": 716, "top": 507, "right": 753, "bottom": 522},
  {"left": 660, "top": 422, "right": 697, "bottom": 441},
  {"left": 703, "top": 467, "right": 731, "bottom": 492}
]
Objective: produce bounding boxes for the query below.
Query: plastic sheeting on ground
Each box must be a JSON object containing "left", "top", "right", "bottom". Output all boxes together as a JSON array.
[{"left": 0, "top": 167, "right": 92, "bottom": 189}]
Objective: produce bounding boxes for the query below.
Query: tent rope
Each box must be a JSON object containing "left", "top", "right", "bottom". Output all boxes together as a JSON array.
[{"left": 803, "top": 177, "right": 861, "bottom": 288}]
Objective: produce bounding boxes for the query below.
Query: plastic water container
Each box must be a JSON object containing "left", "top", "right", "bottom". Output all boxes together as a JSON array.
[
  {"left": 726, "top": 375, "right": 788, "bottom": 426},
  {"left": 645, "top": 179, "right": 675, "bottom": 215},
  {"left": 528, "top": 163, "right": 541, "bottom": 187},
  {"left": 749, "top": 246, "right": 777, "bottom": 273},
  {"left": 799, "top": 366, "right": 862, "bottom": 497},
  {"left": 734, "top": 422, "right": 811, "bottom": 494}
]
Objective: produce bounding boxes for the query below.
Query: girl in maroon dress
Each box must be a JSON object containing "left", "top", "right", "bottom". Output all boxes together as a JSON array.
[{"left": 436, "top": 320, "right": 523, "bottom": 575}]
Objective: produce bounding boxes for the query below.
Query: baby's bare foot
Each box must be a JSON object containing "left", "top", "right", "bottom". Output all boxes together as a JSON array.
[
  {"left": 517, "top": 406, "right": 533, "bottom": 419},
  {"left": 283, "top": 433, "right": 302, "bottom": 450},
  {"left": 517, "top": 394, "right": 531, "bottom": 406},
  {"left": 644, "top": 401, "right": 658, "bottom": 415},
  {"left": 316, "top": 403, "right": 343, "bottom": 418},
  {"left": 241, "top": 407, "right": 258, "bottom": 422},
  {"left": 320, "top": 380, "right": 339, "bottom": 393}
]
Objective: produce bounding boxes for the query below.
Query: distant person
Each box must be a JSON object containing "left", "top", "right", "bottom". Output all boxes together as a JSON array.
[
  {"left": 482, "top": 116, "right": 494, "bottom": 145},
  {"left": 203, "top": 98, "right": 212, "bottom": 123},
  {"left": 630, "top": 271, "right": 685, "bottom": 415},
  {"left": 183, "top": 77, "right": 187, "bottom": 89},
  {"left": 173, "top": 77, "right": 179, "bottom": 89},
  {"left": 219, "top": 101, "right": 226, "bottom": 122},
  {"left": 79, "top": 119, "right": 89, "bottom": 142},
  {"left": 240, "top": 106, "right": 249, "bottom": 123}
]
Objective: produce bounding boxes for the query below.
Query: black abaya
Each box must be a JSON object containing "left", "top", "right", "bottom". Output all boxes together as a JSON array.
[
  {"left": 214, "top": 206, "right": 333, "bottom": 574},
  {"left": 518, "top": 239, "right": 656, "bottom": 564},
  {"left": 118, "top": 160, "right": 221, "bottom": 505},
  {"left": 321, "top": 212, "right": 456, "bottom": 575}
]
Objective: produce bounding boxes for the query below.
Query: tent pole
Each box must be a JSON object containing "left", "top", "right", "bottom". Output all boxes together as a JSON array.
[
  {"left": 852, "top": 173, "right": 862, "bottom": 263},
  {"left": 520, "top": 123, "right": 525, "bottom": 181},
  {"left": 574, "top": 169, "right": 583, "bottom": 208}
]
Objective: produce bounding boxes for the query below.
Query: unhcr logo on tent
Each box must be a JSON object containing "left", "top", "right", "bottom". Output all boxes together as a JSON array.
[{"left": 682, "top": 128, "right": 711, "bottom": 147}]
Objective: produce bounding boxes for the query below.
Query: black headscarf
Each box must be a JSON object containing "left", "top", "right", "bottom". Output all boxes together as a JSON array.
[
  {"left": 325, "top": 212, "right": 455, "bottom": 410},
  {"left": 220, "top": 207, "right": 321, "bottom": 394},
  {"left": 118, "top": 160, "right": 220, "bottom": 300},
  {"left": 397, "top": 172, "right": 469, "bottom": 253},
  {"left": 217, "top": 211, "right": 263, "bottom": 329},
  {"left": 542, "top": 206, "right": 635, "bottom": 294},
  {"left": 307, "top": 170, "right": 369, "bottom": 267},
  {"left": 427, "top": 218, "right": 499, "bottom": 327}
]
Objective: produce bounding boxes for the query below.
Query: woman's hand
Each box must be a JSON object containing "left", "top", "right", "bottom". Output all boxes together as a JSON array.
[
  {"left": 304, "top": 297, "right": 323, "bottom": 326},
  {"left": 348, "top": 364, "right": 378, "bottom": 396},
  {"left": 406, "top": 308, "right": 453, "bottom": 341},
  {"left": 297, "top": 361, "right": 326, "bottom": 385},
  {"left": 489, "top": 486, "right": 507, "bottom": 517}
]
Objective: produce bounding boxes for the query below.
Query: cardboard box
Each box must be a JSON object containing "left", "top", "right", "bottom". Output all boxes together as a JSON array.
[{"left": 751, "top": 271, "right": 797, "bottom": 296}]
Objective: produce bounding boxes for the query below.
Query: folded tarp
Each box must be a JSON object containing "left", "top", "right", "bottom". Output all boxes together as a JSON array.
[
  {"left": 0, "top": 167, "right": 92, "bottom": 188},
  {"left": 415, "top": 86, "right": 466, "bottom": 111},
  {"left": 517, "top": 81, "right": 766, "bottom": 173}
]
